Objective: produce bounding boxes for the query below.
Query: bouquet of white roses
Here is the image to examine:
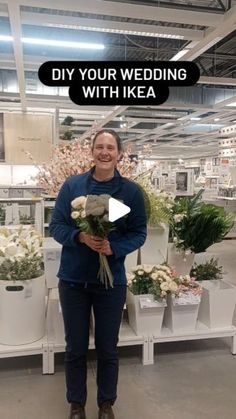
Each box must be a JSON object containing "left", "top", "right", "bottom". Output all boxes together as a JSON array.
[
  {"left": 71, "top": 194, "right": 114, "bottom": 288},
  {"left": 0, "top": 226, "right": 43, "bottom": 281}
]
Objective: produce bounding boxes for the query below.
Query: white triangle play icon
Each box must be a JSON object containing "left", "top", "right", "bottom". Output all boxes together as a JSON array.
[{"left": 108, "top": 197, "right": 131, "bottom": 222}]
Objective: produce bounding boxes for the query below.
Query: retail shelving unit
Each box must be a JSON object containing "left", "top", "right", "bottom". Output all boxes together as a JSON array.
[
  {"left": 46, "top": 298, "right": 150, "bottom": 374},
  {"left": 0, "top": 197, "right": 44, "bottom": 234},
  {"left": 0, "top": 335, "right": 49, "bottom": 374},
  {"left": 148, "top": 323, "right": 236, "bottom": 363}
]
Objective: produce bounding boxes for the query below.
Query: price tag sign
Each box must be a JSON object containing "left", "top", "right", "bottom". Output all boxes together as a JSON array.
[{"left": 139, "top": 296, "right": 160, "bottom": 309}]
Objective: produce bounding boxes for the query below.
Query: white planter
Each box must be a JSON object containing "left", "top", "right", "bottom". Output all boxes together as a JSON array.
[
  {"left": 126, "top": 289, "right": 166, "bottom": 336},
  {"left": 0, "top": 274, "right": 46, "bottom": 345},
  {"left": 140, "top": 225, "right": 169, "bottom": 265},
  {"left": 43, "top": 237, "right": 62, "bottom": 289},
  {"left": 124, "top": 250, "right": 138, "bottom": 273},
  {"left": 163, "top": 293, "right": 200, "bottom": 333},
  {"left": 167, "top": 243, "right": 195, "bottom": 275},
  {"left": 197, "top": 280, "right": 236, "bottom": 328}
]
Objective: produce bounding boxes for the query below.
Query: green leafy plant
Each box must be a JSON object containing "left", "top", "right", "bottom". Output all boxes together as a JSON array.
[
  {"left": 170, "top": 190, "right": 234, "bottom": 253},
  {"left": 190, "top": 258, "right": 223, "bottom": 281},
  {"left": 61, "top": 115, "right": 74, "bottom": 126},
  {"left": 61, "top": 130, "right": 73, "bottom": 141}
]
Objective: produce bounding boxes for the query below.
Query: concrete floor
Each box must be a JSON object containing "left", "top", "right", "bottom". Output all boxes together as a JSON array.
[{"left": 1, "top": 240, "right": 236, "bottom": 419}]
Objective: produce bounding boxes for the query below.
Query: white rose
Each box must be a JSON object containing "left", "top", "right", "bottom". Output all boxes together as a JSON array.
[
  {"left": 160, "top": 282, "right": 170, "bottom": 291},
  {"left": 80, "top": 210, "right": 86, "bottom": 218},
  {"left": 137, "top": 270, "right": 144, "bottom": 275},
  {"left": 161, "top": 291, "right": 167, "bottom": 297},
  {"left": 71, "top": 196, "right": 87, "bottom": 209},
  {"left": 169, "top": 281, "right": 178, "bottom": 292},
  {"left": 151, "top": 273, "right": 158, "bottom": 280},
  {"left": 71, "top": 211, "right": 81, "bottom": 220},
  {"left": 143, "top": 265, "right": 153, "bottom": 273},
  {"left": 5, "top": 243, "right": 18, "bottom": 257}
]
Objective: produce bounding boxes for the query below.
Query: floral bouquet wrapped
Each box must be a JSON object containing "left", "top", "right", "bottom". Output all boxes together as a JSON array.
[
  {"left": 0, "top": 226, "right": 43, "bottom": 281},
  {"left": 71, "top": 194, "right": 114, "bottom": 288}
]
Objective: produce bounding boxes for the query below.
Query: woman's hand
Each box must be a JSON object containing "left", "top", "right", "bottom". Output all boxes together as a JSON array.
[
  {"left": 78, "top": 232, "right": 105, "bottom": 252},
  {"left": 100, "top": 239, "right": 113, "bottom": 256},
  {"left": 78, "top": 233, "right": 113, "bottom": 255}
]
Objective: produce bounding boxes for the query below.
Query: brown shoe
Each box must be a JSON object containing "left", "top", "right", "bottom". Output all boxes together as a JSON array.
[
  {"left": 98, "top": 402, "right": 115, "bottom": 419},
  {"left": 68, "top": 403, "right": 86, "bottom": 419}
]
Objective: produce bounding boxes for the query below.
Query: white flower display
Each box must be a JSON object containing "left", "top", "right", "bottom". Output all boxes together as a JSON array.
[
  {"left": 127, "top": 261, "right": 202, "bottom": 302},
  {"left": 0, "top": 226, "right": 44, "bottom": 281},
  {"left": 71, "top": 196, "right": 87, "bottom": 210}
]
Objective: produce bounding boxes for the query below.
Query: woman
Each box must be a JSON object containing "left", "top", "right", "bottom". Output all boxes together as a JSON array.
[{"left": 50, "top": 129, "right": 147, "bottom": 419}]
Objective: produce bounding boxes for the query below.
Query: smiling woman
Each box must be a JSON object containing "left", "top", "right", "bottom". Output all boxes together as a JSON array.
[{"left": 49, "top": 128, "right": 147, "bottom": 419}]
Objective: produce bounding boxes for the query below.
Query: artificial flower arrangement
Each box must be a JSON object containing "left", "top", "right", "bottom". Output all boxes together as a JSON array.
[
  {"left": 71, "top": 194, "right": 114, "bottom": 288},
  {"left": 0, "top": 226, "right": 44, "bottom": 281},
  {"left": 134, "top": 173, "right": 175, "bottom": 227},
  {"left": 26, "top": 140, "right": 137, "bottom": 196},
  {"left": 126, "top": 263, "right": 202, "bottom": 302},
  {"left": 190, "top": 257, "right": 223, "bottom": 282}
]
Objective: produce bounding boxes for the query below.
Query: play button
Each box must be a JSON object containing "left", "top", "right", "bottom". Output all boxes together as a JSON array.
[{"left": 108, "top": 197, "right": 131, "bottom": 222}]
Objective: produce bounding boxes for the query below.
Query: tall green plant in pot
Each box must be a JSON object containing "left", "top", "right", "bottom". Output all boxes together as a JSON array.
[
  {"left": 170, "top": 190, "right": 234, "bottom": 254},
  {"left": 168, "top": 190, "right": 234, "bottom": 274}
]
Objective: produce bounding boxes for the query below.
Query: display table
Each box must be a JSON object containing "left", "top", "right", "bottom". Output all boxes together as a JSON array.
[
  {"left": 46, "top": 298, "right": 150, "bottom": 374},
  {"left": 0, "top": 334, "right": 49, "bottom": 374},
  {"left": 148, "top": 322, "right": 236, "bottom": 364}
]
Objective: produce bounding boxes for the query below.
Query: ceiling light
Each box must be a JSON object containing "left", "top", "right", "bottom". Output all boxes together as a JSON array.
[
  {"left": 170, "top": 49, "right": 190, "bottom": 61},
  {"left": 21, "top": 37, "right": 105, "bottom": 49},
  {"left": 214, "top": 118, "right": 220, "bottom": 121},
  {"left": 226, "top": 102, "right": 236, "bottom": 107},
  {"left": 45, "top": 23, "right": 184, "bottom": 40},
  {"left": 0, "top": 35, "right": 13, "bottom": 42},
  {"left": 0, "top": 34, "right": 105, "bottom": 49},
  {"left": 190, "top": 117, "right": 201, "bottom": 121}
]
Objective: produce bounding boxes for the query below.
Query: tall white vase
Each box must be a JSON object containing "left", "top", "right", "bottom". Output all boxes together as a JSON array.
[
  {"left": 140, "top": 224, "right": 169, "bottom": 265},
  {"left": 167, "top": 243, "right": 195, "bottom": 275},
  {"left": 0, "top": 274, "right": 46, "bottom": 345}
]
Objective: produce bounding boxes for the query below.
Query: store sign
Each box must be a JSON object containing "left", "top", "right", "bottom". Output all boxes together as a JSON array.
[{"left": 38, "top": 61, "right": 200, "bottom": 106}]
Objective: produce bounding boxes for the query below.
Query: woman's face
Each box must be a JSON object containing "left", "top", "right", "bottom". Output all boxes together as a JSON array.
[{"left": 92, "top": 132, "right": 122, "bottom": 171}]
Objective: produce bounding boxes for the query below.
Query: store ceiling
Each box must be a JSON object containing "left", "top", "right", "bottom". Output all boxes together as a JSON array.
[{"left": 0, "top": 0, "right": 236, "bottom": 159}]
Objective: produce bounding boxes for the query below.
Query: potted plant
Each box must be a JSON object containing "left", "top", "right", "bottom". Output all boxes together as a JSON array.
[
  {"left": 0, "top": 226, "right": 45, "bottom": 345},
  {"left": 126, "top": 263, "right": 177, "bottom": 335},
  {"left": 190, "top": 258, "right": 236, "bottom": 329},
  {"left": 168, "top": 190, "right": 234, "bottom": 274},
  {"left": 135, "top": 178, "right": 175, "bottom": 266}
]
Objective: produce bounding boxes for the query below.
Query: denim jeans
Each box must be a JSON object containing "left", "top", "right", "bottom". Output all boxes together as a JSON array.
[{"left": 58, "top": 280, "right": 127, "bottom": 407}]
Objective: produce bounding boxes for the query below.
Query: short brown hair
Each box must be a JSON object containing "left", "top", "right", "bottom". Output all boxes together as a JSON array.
[{"left": 92, "top": 129, "right": 123, "bottom": 152}]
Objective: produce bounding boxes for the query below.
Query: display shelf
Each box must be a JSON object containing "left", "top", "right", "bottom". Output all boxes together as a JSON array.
[
  {"left": 147, "top": 322, "right": 236, "bottom": 364},
  {"left": 0, "top": 197, "right": 43, "bottom": 234},
  {"left": 0, "top": 335, "right": 49, "bottom": 374},
  {"left": 46, "top": 298, "right": 150, "bottom": 374}
]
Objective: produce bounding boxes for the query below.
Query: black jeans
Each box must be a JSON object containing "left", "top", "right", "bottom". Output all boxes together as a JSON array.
[{"left": 58, "top": 280, "right": 127, "bottom": 407}]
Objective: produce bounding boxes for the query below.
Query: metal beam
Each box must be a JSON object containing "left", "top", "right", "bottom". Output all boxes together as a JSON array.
[
  {"left": 182, "top": 6, "right": 236, "bottom": 62},
  {"left": 19, "top": 11, "right": 204, "bottom": 41},
  {"left": 78, "top": 106, "right": 128, "bottom": 141},
  {"left": 2, "top": 0, "right": 223, "bottom": 27},
  {"left": 7, "top": 0, "right": 27, "bottom": 111}
]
